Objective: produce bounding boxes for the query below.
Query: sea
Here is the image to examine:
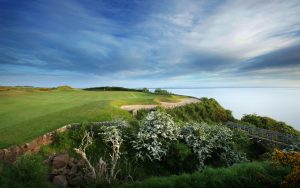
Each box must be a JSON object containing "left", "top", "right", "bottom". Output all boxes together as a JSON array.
[{"left": 165, "top": 88, "right": 300, "bottom": 131}]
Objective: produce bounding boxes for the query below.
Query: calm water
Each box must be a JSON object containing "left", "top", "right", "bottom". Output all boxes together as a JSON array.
[{"left": 167, "top": 88, "right": 300, "bottom": 131}]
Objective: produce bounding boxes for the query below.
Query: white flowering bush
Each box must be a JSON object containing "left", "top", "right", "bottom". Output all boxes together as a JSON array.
[
  {"left": 132, "top": 111, "right": 179, "bottom": 161},
  {"left": 181, "top": 123, "right": 246, "bottom": 169},
  {"left": 97, "top": 119, "right": 129, "bottom": 183},
  {"left": 98, "top": 119, "right": 128, "bottom": 143},
  {"left": 74, "top": 120, "right": 129, "bottom": 184}
]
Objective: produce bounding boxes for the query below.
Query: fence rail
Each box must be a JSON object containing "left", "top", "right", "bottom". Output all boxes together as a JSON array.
[{"left": 226, "top": 121, "right": 298, "bottom": 146}]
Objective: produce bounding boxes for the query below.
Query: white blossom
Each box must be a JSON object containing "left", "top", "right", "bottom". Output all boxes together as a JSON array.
[
  {"left": 181, "top": 122, "right": 245, "bottom": 169},
  {"left": 132, "top": 111, "right": 179, "bottom": 161}
]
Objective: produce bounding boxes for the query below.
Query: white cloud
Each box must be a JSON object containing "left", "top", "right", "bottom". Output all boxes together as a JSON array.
[{"left": 183, "top": 0, "right": 300, "bottom": 59}]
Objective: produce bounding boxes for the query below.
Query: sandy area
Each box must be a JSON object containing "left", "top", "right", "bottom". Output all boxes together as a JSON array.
[{"left": 120, "top": 98, "right": 200, "bottom": 111}]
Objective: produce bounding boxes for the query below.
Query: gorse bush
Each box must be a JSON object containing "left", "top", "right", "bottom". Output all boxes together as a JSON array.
[
  {"left": 272, "top": 149, "right": 300, "bottom": 187},
  {"left": 132, "top": 111, "right": 179, "bottom": 161}
]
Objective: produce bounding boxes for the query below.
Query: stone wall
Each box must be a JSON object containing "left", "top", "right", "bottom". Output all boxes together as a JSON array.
[{"left": 0, "top": 124, "right": 72, "bottom": 163}]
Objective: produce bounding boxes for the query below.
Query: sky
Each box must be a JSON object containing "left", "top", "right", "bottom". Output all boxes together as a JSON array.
[{"left": 1, "top": 0, "right": 300, "bottom": 88}]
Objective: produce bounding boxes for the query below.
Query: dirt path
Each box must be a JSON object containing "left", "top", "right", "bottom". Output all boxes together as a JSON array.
[{"left": 120, "top": 98, "right": 200, "bottom": 111}]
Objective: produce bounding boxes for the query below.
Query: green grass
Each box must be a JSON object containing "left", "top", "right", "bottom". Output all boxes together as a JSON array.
[
  {"left": 0, "top": 88, "right": 183, "bottom": 148},
  {"left": 119, "top": 161, "right": 290, "bottom": 188}
]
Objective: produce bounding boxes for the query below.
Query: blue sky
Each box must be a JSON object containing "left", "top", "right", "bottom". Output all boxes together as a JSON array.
[{"left": 1, "top": 0, "right": 300, "bottom": 88}]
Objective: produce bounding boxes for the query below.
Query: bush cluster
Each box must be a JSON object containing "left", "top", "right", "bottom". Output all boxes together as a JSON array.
[
  {"left": 154, "top": 88, "right": 172, "bottom": 95},
  {"left": 181, "top": 123, "right": 247, "bottom": 169},
  {"left": 63, "top": 110, "right": 249, "bottom": 184},
  {"left": 241, "top": 114, "right": 299, "bottom": 136},
  {"left": 166, "top": 98, "right": 234, "bottom": 123}
]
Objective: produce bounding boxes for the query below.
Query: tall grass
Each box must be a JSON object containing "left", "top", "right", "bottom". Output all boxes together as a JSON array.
[{"left": 119, "top": 162, "right": 290, "bottom": 188}]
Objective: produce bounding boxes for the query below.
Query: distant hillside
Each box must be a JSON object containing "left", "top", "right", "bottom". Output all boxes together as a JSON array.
[
  {"left": 54, "top": 85, "right": 74, "bottom": 91},
  {"left": 84, "top": 86, "right": 144, "bottom": 92},
  {"left": 0, "top": 86, "right": 74, "bottom": 92}
]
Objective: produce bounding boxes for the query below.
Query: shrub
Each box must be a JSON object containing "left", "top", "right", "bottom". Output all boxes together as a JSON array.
[
  {"left": 181, "top": 123, "right": 247, "bottom": 169},
  {"left": 154, "top": 88, "right": 172, "bottom": 95},
  {"left": 0, "top": 154, "right": 50, "bottom": 188},
  {"left": 241, "top": 114, "right": 299, "bottom": 136},
  {"left": 142, "top": 88, "right": 150, "bottom": 93},
  {"left": 74, "top": 119, "right": 129, "bottom": 184},
  {"left": 162, "top": 142, "right": 195, "bottom": 173},
  {"left": 132, "top": 111, "right": 179, "bottom": 161},
  {"left": 166, "top": 98, "right": 234, "bottom": 123},
  {"left": 272, "top": 149, "right": 300, "bottom": 187}
]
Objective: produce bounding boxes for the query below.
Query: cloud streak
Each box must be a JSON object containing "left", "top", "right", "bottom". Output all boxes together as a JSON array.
[{"left": 0, "top": 0, "right": 300, "bottom": 87}]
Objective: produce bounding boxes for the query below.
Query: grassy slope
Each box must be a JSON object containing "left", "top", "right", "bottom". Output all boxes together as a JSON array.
[{"left": 0, "top": 88, "right": 183, "bottom": 148}]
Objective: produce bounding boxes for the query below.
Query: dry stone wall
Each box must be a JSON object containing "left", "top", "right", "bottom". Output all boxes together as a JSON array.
[{"left": 0, "top": 124, "right": 72, "bottom": 163}]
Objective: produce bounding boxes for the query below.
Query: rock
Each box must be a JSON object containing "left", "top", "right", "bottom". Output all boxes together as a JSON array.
[
  {"left": 62, "top": 168, "right": 70, "bottom": 175},
  {"left": 84, "top": 174, "right": 94, "bottom": 183},
  {"left": 77, "top": 159, "right": 86, "bottom": 166},
  {"left": 53, "top": 175, "right": 67, "bottom": 187},
  {"left": 70, "top": 165, "right": 78, "bottom": 174},
  {"left": 68, "top": 175, "right": 84, "bottom": 186},
  {"left": 48, "top": 173, "right": 56, "bottom": 181},
  {"left": 52, "top": 154, "right": 69, "bottom": 169},
  {"left": 51, "top": 168, "right": 65, "bottom": 175}
]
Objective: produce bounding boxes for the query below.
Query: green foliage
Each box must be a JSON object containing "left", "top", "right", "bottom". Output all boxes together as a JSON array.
[
  {"left": 54, "top": 131, "right": 73, "bottom": 150},
  {"left": 154, "top": 88, "right": 172, "bottom": 95},
  {"left": 119, "top": 162, "right": 290, "bottom": 188},
  {"left": 96, "top": 119, "right": 129, "bottom": 139},
  {"left": 231, "top": 129, "right": 252, "bottom": 155},
  {"left": 162, "top": 142, "right": 195, "bottom": 173},
  {"left": 241, "top": 114, "right": 299, "bottom": 136},
  {"left": 135, "top": 108, "right": 152, "bottom": 120},
  {"left": 166, "top": 98, "right": 234, "bottom": 123},
  {"left": 142, "top": 88, "right": 150, "bottom": 93},
  {"left": 0, "top": 154, "right": 51, "bottom": 188}
]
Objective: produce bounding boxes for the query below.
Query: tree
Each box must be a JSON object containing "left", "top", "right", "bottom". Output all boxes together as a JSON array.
[{"left": 142, "top": 88, "right": 149, "bottom": 93}]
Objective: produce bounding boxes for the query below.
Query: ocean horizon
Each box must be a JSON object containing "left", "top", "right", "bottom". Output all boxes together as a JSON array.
[{"left": 156, "top": 88, "right": 300, "bottom": 131}]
